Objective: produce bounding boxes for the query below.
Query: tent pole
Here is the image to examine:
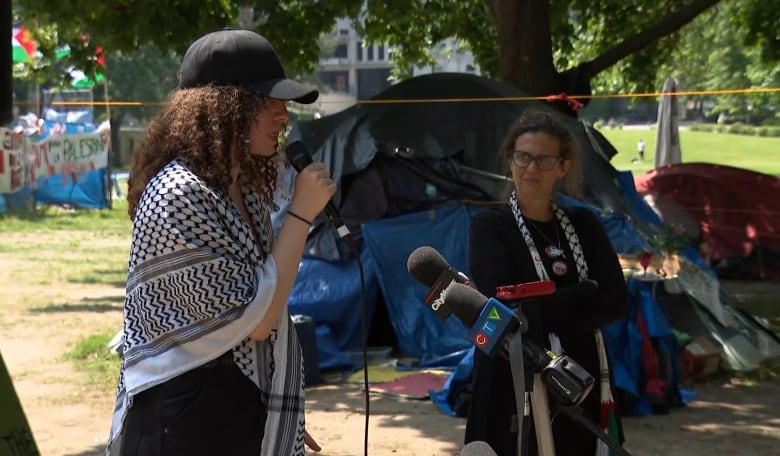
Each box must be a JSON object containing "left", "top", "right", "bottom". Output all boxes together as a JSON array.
[
  {"left": 101, "top": 67, "right": 112, "bottom": 210},
  {"left": 458, "top": 164, "right": 513, "bottom": 182}
]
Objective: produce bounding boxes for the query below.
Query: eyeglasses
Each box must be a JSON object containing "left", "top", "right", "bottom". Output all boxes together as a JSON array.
[{"left": 511, "top": 151, "right": 563, "bottom": 170}]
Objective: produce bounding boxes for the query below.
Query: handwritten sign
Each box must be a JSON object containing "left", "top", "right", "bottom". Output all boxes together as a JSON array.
[
  {"left": 0, "top": 128, "right": 25, "bottom": 194},
  {"left": 0, "top": 123, "right": 110, "bottom": 194},
  {"left": 28, "top": 127, "right": 110, "bottom": 181},
  {"left": 0, "top": 350, "right": 40, "bottom": 455}
]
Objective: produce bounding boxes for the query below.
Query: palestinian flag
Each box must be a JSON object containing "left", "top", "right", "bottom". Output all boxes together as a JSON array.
[
  {"left": 13, "top": 28, "right": 105, "bottom": 88},
  {"left": 595, "top": 330, "right": 621, "bottom": 456},
  {"left": 70, "top": 68, "right": 105, "bottom": 89},
  {"left": 12, "top": 27, "right": 37, "bottom": 63},
  {"left": 68, "top": 45, "right": 106, "bottom": 88}
]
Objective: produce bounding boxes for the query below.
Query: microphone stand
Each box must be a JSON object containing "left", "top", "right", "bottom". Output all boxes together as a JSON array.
[
  {"left": 507, "top": 332, "right": 556, "bottom": 456},
  {"left": 554, "top": 405, "right": 633, "bottom": 456},
  {"left": 506, "top": 329, "right": 634, "bottom": 456}
]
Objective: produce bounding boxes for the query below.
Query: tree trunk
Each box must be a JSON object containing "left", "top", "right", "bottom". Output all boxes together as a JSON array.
[
  {"left": 485, "top": 0, "right": 722, "bottom": 115},
  {"left": 486, "top": 0, "right": 561, "bottom": 96}
]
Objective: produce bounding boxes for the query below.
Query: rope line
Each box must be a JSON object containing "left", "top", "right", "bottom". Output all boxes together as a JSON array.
[{"left": 13, "top": 86, "right": 780, "bottom": 108}]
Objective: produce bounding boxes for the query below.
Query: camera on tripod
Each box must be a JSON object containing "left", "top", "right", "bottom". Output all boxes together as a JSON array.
[{"left": 496, "top": 283, "right": 595, "bottom": 407}]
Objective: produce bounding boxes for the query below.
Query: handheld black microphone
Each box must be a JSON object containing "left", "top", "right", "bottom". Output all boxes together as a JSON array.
[
  {"left": 460, "top": 441, "right": 497, "bottom": 456},
  {"left": 284, "top": 140, "right": 351, "bottom": 240},
  {"left": 442, "top": 282, "right": 594, "bottom": 407},
  {"left": 406, "top": 246, "right": 470, "bottom": 320}
]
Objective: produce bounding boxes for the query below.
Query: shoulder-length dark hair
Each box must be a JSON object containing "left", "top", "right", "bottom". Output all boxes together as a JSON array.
[
  {"left": 126, "top": 86, "right": 280, "bottom": 218},
  {"left": 499, "top": 108, "right": 583, "bottom": 197}
]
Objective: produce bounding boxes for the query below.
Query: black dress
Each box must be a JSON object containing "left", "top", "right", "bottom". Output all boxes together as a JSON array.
[{"left": 464, "top": 205, "right": 628, "bottom": 456}]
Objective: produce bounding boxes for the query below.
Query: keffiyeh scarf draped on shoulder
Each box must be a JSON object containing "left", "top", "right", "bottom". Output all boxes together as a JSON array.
[
  {"left": 107, "top": 160, "right": 306, "bottom": 456},
  {"left": 509, "top": 191, "right": 618, "bottom": 456}
]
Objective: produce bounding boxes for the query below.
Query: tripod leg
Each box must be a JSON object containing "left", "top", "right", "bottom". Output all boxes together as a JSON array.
[{"left": 531, "top": 375, "right": 556, "bottom": 456}]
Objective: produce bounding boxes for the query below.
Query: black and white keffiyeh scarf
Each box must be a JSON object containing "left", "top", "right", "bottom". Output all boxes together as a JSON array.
[
  {"left": 107, "top": 160, "right": 305, "bottom": 456},
  {"left": 509, "top": 190, "right": 617, "bottom": 456}
]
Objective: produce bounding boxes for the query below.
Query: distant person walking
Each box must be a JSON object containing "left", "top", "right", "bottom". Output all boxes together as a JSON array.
[{"left": 637, "top": 139, "right": 645, "bottom": 161}]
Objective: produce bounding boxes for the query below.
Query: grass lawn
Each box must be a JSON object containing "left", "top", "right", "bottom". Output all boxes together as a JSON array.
[
  {"left": 598, "top": 128, "right": 780, "bottom": 177},
  {"left": 1, "top": 132, "right": 778, "bottom": 391},
  {"left": 1, "top": 199, "right": 131, "bottom": 388}
]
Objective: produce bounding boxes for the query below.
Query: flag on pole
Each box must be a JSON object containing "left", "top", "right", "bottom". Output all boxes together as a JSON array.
[
  {"left": 12, "top": 27, "right": 36, "bottom": 63},
  {"left": 69, "top": 46, "right": 106, "bottom": 88},
  {"left": 12, "top": 27, "right": 105, "bottom": 88},
  {"left": 70, "top": 69, "right": 105, "bottom": 89}
]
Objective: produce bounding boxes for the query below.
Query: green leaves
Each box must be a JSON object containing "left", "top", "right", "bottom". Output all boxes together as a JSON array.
[{"left": 14, "top": 0, "right": 779, "bottom": 111}]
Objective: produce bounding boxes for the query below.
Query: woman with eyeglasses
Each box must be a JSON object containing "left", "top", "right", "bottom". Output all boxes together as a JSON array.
[{"left": 464, "top": 109, "right": 628, "bottom": 456}]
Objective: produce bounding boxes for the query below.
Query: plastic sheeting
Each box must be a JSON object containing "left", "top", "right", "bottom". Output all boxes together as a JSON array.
[
  {"left": 362, "top": 204, "right": 481, "bottom": 367},
  {"left": 635, "top": 163, "right": 780, "bottom": 262},
  {"left": 654, "top": 77, "right": 683, "bottom": 168},
  {"left": 294, "top": 199, "right": 660, "bottom": 373},
  {"left": 285, "top": 73, "right": 638, "bottom": 261},
  {"left": 287, "top": 247, "right": 381, "bottom": 370},
  {"left": 557, "top": 194, "right": 648, "bottom": 255},
  {"left": 602, "top": 279, "right": 692, "bottom": 415},
  {"left": 35, "top": 168, "right": 109, "bottom": 209}
]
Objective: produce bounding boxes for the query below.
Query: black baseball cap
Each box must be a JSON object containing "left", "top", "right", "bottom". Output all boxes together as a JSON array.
[{"left": 179, "top": 28, "right": 319, "bottom": 104}]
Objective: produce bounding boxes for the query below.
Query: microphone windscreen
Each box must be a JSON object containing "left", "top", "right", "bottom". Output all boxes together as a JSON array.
[
  {"left": 407, "top": 246, "right": 450, "bottom": 287},
  {"left": 444, "top": 282, "right": 486, "bottom": 328},
  {"left": 285, "top": 140, "right": 313, "bottom": 172},
  {"left": 460, "top": 441, "right": 498, "bottom": 456}
]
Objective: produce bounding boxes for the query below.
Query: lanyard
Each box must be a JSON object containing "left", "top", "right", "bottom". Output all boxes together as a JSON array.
[{"left": 508, "top": 191, "right": 589, "bottom": 281}]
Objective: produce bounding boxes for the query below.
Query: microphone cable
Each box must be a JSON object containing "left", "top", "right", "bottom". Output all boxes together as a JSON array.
[
  {"left": 283, "top": 140, "right": 370, "bottom": 454},
  {"left": 340, "top": 233, "right": 371, "bottom": 456}
]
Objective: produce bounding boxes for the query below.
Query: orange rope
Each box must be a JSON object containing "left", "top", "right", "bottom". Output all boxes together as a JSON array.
[{"left": 12, "top": 86, "right": 779, "bottom": 108}]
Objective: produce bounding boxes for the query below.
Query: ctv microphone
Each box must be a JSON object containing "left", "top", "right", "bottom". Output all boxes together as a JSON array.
[
  {"left": 284, "top": 141, "right": 351, "bottom": 240},
  {"left": 442, "top": 282, "right": 594, "bottom": 407},
  {"left": 406, "top": 246, "right": 470, "bottom": 319}
]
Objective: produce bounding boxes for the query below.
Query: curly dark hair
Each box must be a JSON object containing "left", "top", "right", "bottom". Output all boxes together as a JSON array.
[
  {"left": 127, "top": 86, "right": 281, "bottom": 219},
  {"left": 500, "top": 108, "right": 583, "bottom": 197}
]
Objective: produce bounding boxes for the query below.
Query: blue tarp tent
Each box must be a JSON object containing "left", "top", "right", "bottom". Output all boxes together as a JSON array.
[
  {"left": 288, "top": 205, "right": 477, "bottom": 370},
  {"left": 35, "top": 168, "right": 109, "bottom": 209},
  {"left": 286, "top": 196, "right": 655, "bottom": 368},
  {"left": 279, "top": 73, "right": 743, "bottom": 419}
]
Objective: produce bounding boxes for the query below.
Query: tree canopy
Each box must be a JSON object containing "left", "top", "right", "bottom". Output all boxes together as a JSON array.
[{"left": 15, "top": 0, "right": 780, "bottom": 111}]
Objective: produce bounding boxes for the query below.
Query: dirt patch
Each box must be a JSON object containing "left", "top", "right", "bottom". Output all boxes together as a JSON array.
[{"left": 2, "top": 238, "right": 780, "bottom": 455}]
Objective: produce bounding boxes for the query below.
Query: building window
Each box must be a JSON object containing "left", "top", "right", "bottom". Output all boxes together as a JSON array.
[
  {"left": 367, "top": 45, "right": 374, "bottom": 61},
  {"left": 378, "top": 45, "right": 385, "bottom": 60},
  {"left": 339, "top": 29, "right": 349, "bottom": 36},
  {"left": 357, "top": 41, "right": 363, "bottom": 61},
  {"left": 334, "top": 44, "right": 348, "bottom": 59},
  {"left": 319, "top": 70, "right": 350, "bottom": 93}
]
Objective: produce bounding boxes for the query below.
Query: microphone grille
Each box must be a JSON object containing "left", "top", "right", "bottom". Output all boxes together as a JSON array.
[
  {"left": 444, "top": 282, "right": 486, "bottom": 328},
  {"left": 407, "top": 246, "right": 450, "bottom": 287},
  {"left": 460, "top": 441, "right": 497, "bottom": 456},
  {"left": 285, "top": 140, "right": 312, "bottom": 171}
]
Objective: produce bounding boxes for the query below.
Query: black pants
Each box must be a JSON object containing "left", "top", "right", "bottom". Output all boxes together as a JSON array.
[{"left": 120, "top": 353, "right": 267, "bottom": 455}]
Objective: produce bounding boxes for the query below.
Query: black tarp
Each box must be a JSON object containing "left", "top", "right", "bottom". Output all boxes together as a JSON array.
[{"left": 282, "top": 72, "right": 637, "bottom": 260}]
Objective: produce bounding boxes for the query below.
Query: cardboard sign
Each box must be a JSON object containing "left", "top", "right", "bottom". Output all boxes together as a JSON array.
[
  {"left": 0, "top": 128, "right": 25, "bottom": 194},
  {"left": 0, "top": 350, "right": 39, "bottom": 455}
]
